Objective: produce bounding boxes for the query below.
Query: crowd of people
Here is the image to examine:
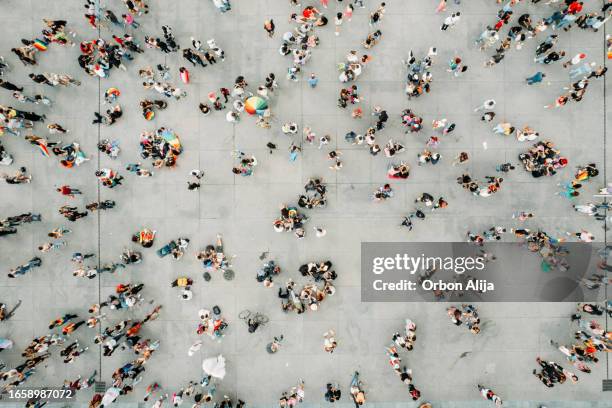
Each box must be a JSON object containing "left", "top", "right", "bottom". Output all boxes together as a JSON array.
[
  {"left": 532, "top": 302, "right": 610, "bottom": 389},
  {"left": 277, "top": 259, "right": 337, "bottom": 313},
  {"left": 0, "top": 0, "right": 610, "bottom": 407}
]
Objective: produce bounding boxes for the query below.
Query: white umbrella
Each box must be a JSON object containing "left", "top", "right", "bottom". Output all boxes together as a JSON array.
[{"left": 202, "top": 354, "right": 226, "bottom": 379}]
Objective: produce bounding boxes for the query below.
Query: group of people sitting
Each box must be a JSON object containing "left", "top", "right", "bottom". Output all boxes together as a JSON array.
[
  {"left": 457, "top": 174, "right": 504, "bottom": 198},
  {"left": 196, "top": 235, "right": 232, "bottom": 280},
  {"left": 273, "top": 205, "right": 309, "bottom": 238},
  {"left": 447, "top": 304, "right": 481, "bottom": 334},
  {"left": 256, "top": 260, "right": 282, "bottom": 288},
  {"left": 298, "top": 178, "right": 327, "bottom": 209},
  {"left": 278, "top": 261, "right": 337, "bottom": 314}
]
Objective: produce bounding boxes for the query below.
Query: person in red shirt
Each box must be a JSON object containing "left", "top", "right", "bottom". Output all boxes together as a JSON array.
[
  {"left": 567, "top": 1, "right": 583, "bottom": 14},
  {"left": 62, "top": 320, "right": 86, "bottom": 335},
  {"left": 56, "top": 185, "right": 82, "bottom": 197},
  {"left": 126, "top": 321, "right": 143, "bottom": 337},
  {"left": 220, "top": 87, "right": 230, "bottom": 103}
]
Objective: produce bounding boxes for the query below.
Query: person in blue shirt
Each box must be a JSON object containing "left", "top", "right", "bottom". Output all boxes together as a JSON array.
[
  {"left": 308, "top": 73, "right": 318, "bottom": 88},
  {"left": 526, "top": 71, "right": 546, "bottom": 85}
]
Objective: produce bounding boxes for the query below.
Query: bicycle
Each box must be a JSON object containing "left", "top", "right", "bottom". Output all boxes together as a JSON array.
[{"left": 238, "top": 309, "right": 269, "bottom": 333}]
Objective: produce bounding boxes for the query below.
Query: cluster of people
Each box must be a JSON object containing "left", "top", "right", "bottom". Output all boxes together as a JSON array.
[
  {"left": 1, "top": 278, "right": 161, "bottom": 408},
  {"left": 512, "top": 228, "right": 580, "bottom": 272},
  {"left": 139, "top": 127, "right": 183, "bottom": 169},
  {"left": 231, "top": 151, "right": 258, "bottom": 176},
  {"left": 209, "top": 74, "right": 275, "bottom": 127},
  {"left": 298, "top": 178, "right": 327, "bottom": 209},
  {"left": 1, "top": 334, "right": 53, "bottom": 391},
  {"left": 278, "top": 380, "right": 305, "bottom": 407},
  {"left": 446, "top": 304, "right": 481, "bottom": 334},
  {"left": 403, "top": 49, "right": 436, "bottom": 98},
  {"left": 0, "top": 212, "right": 41, "bottom": 236},
  {"left": 387, "top": 162, "right": 410, "bottom": 179},
  {"left": 338, "top": 50, "right": 370, "bottom": 83},
  {"left": 1, "top": 0, "right": 611, "bottom": 406},
  {"left": 181, "top": 36, "right": 223, "bottom": 68},
  {"left": 171, "top": 276, "right": 195, "bottom": 300},
  {"left": 273, "top": 204, "right": 309, "bottom": 238},
  {"left": 518, "top": 140, "right": 568, "bottom": 178},
  {"left": 196, "top": 308, "right": 228, "bottom": 339},
  {"left": 58, "top": 205, "right": 88, "bottom": 221},
  {"left": 479, "top": 1, "right": 534, "bottom": 67},
  {"left": 256, "top": 259, "right": 282, "bottom": 288},
  {"left": 400, "top": 109, "right": 423, "bottom": 133},
  {"left": 11, "top": 18, "right": 74, "bottom": 66},
  {"left": 532, "top": 357, "right": 577, "bottom": 388},
  {"left": 278, "top": 272, "right": 336, "bottom": 314},
  {"left": 196, "top": 235, "right": 233, "bottom": 280},
  {"left": 96, "top": 307, "right": 161, "bottom": 358},
  {"left": 100, "top": 283, "right": 146, "bottom": 311},
  {"left": 299, "top": 260, "right": 336, "bottom": 282},
  {"left": 199, "top": 86, "right": 231, "bottom": 116},
  {"left": 73, "top": 252, "right": 125, "bottom": 280},
  {"left": 324, "top": 383, "right": 342, "bottom": 403},
  {"left": 457, "top": 174, "right": 504, "bottom": 198},
  {"left": 95, "top": 168, "right": 124, "bottom": 188},
  {"left": 534, "top": 302, "right": 612, "bottom": 388},
  {"left": 280, "top": 5, "right": 324, "bottom": 82},
  {"left": 1, "top": 103, "right": 45, "bottom": 136},
  {"left": 467, "top": 226, "right": 507, "bottom": 245},
  {"left": 156, "top": 237, "right": 190, "bottom": 259},
  {"left": 337, "top": 84, "right": 361, "bottom": 108},
  {"left": 392, "top": 318, "right": 417, "bottom": 351},
  {"left": 401, "top": 193, "right": 448, "bottom": 232},
  {"left": 556, "top": 163, "right": 605, "bottom": 202},
  {"left": 372, "top": 183, "right": 394, "bottom": 202},
  {"left": 276, "top": 260, "right": 337, "bottom": 314},
  {"left": 132, "top": 227, "right": 156, "bottom": 248},
  {"left": 78, "top": 37, "right": 135, "bottom": 78},
  {"left": 139, "top": 64, "right": 186, "bottom": 100},
  {"left": 139, "top": 98, "right": 166, "bottom": 120},
  {"left": 342, "top": 106, "right": 389, "bottom": 156},
  {"left": 98, "top": 138, "right": 120, "bottom": 159},
  {"left": 49, "top": 141, "right": 90, "bottom": 168},
  {"left": 145, "top": 25, "right": 179, "bottom": 54},
  {"left": 383, "top": 343, "right": 421, "bottom": 401}
]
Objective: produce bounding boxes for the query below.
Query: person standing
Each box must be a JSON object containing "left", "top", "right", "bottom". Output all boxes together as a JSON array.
[
  {"left": 308, "top": 73, "right": 319, "bottom": 88},
  {"left": 441, "top": 12, "right": 460, "bottom": 30},
  {"left": 264, "top": 19, "right": 275, "bottom": 37},
  {"left": 335, "top": 12, "right": 344, "bottom": 36}
]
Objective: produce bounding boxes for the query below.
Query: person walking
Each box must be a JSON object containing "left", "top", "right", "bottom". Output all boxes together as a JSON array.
[{"left": 526, "top": 71, "right": 546, "bottom": 85}]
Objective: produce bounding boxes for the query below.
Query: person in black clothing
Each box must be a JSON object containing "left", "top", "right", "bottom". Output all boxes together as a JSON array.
[
  {"left": 183, "top": 49, "right": 206, "bottom": 67},
  {"left": 29, "top": 73, "right": 53, "bottom": 86},
  {"left": 324, "top": 383, "right": 341, "bottom": 402},
  {"left": 0, "top": 79, "right": 23, "bottom": 92}
]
